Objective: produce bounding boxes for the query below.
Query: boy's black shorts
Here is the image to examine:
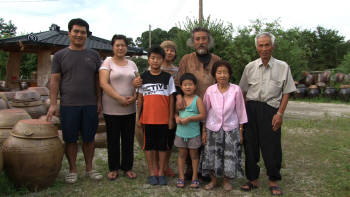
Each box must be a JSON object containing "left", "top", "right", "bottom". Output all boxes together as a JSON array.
[{"left": 143, "top": 124, "right": 169, "bottom": 151}]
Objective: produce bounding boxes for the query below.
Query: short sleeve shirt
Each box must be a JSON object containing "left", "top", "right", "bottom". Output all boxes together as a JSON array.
[
  {"left": 139, "top": 71, "right": 176, "bottom": 124},
  {"left": 99, "top": 57, "right": 138, "bottom": 115},
  {"left": 239, "top": 57, "right": 296, "bottom": 109},
  {"left": 51, "top": 47, "right": 101, "bottom": 106}
]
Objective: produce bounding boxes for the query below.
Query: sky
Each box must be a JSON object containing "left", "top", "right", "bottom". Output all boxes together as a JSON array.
[{"left": 1, "top": 0, "right": 350, "bottom": 42}]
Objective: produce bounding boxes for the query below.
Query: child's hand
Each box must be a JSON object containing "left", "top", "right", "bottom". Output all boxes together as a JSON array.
[
  {"left": 181, "top": 117, "right": 190, "bottom": 125},
  {"left": 202, "top": 131, "right": 207, "bottom": 145},
  {"left": 175, "top": 116, "right": 181, "bottom": 124}
]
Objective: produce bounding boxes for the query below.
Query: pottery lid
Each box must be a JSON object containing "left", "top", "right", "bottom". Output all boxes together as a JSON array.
[
  {"left": 14, "top": 90, "right": 40, "bottom": 102},
  {"left": 309, "top": 85, "right": 318, "bottom": 89},
  {"left": 0, "top": 109, "right": 31, "bottom": 128},
  {"left": 11, "top": 119, "right": 58, "bottom": 139},
  {"left": 9, "top": 100, "right": 43, "bottom": 107},
  {"left": 28, "top": 87, "right": 49, "bottom": 96},
  {"left": 340, "top": 85, "right": 350, "bottom": 89}
]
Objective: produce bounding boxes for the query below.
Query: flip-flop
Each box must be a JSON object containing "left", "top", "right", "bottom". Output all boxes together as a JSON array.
[
  {"left": 125, "top": 171, "right": 137, "bottom": 179},
  {"left": 223, "top": 182, "right": 232, "bottom": 191},
  {"left": 204, "top": 182, "right": 216, "bottom": 190},
  {"left": 107, "top": 171, "right": 118, "bottom": 181},
  {"left": 270, "top": 186, "right": 283, "bottom": 196},
  {"left": 65, "top": 172, "right": 78, "bottom": 184},
  {"left": 240, "top": 182, "right": 258, "bottom": 191}
]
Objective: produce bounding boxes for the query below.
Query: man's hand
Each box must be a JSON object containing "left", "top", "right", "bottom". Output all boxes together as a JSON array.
[
  {"left": 118, "top": 96, "right": 130, "bottom": 106},
  {"left": 272, "top": 113, "right": 283, "bottom": 131},
  {"left": 46, "top": 104, "right": 57, "bottom": 121},
  {"left": 176, "top": 94, "right": 186, "bottom": 111},
  {"left": 126, "top": 96, "right": 136, "bottom": 105}
]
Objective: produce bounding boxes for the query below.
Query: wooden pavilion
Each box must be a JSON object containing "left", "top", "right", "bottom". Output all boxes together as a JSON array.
[{"left": 0, "top": 24, "right": 145, "bottom": 89}]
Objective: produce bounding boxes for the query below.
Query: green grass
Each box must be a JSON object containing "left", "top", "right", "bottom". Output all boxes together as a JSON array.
[{"left": 1, "top": 118, "right": 350, "bottom": 196}]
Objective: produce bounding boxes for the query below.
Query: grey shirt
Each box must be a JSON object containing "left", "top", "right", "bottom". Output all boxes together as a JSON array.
[
  {"left": 239, "top": 57, "right": 296, "bottom": 109},
  {"left": 51, "top": 47, "right": 101, "bottom": 106}
]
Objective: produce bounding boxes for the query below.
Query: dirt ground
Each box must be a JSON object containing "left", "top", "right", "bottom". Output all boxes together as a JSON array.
[{"left": 285, "top": 101, "right": 350, "bottom": 119}]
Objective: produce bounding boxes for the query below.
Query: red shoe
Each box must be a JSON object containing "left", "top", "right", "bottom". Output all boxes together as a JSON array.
[{"left": 165, "top": 168, "right": 175, "bottom": 177}]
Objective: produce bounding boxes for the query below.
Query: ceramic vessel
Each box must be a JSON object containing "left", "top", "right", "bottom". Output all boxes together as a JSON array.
[
  {"left": 0, "top": 109, "right": 31, "bottom": 145},
  {"left": 2, "top": 119, "right": 64, "bottom": 191}
]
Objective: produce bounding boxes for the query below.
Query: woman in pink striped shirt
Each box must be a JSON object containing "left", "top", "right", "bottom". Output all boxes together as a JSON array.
[{"left": 199, "top": 60, "right": 248, "bottom": 191}]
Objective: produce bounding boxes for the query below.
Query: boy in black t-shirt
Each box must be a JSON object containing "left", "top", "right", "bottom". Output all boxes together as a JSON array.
[{"left": 137, "top": 46, "right": 175, "bottom": 185}]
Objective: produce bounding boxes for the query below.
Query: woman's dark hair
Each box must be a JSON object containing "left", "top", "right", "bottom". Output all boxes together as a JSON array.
[
  {"left": 111, "top": 34, "right": 128, "bottom": 46},
  {"left": 180, "top": 73, "right": 197, "bottom": 85},
  {"left": 211, "top": 60, "right": 233, "bottom": 78},
  {"left": 68, "top": 18, "right": 89, "bottom": 34},
  {"left": 147, "top": 45, "right": 165, "bottom": 59}
]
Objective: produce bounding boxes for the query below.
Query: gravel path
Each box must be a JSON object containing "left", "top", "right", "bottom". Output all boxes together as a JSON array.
[{"left": 285, "top": 101, "right": 350, "bottom": 119}]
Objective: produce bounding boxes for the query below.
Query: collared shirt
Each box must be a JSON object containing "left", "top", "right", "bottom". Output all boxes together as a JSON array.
[
  {"left": 203, "top": 83, "right": 248, "bottom": 132},
  {"left": 239, "top": 57, "right": 296, "bottom": 109},
  {"left": 175, "top": 52, "right": 221, "bottom": 98}
]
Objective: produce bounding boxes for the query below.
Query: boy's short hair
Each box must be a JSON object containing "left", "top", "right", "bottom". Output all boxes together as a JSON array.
[
  {"left": 180, "top": 73, "right": 197, "bottom": 85},
  {"left": 111, "top": 34, "right": 128, "bottom": 46},
  {"left": 147, "top": 46, "right": 165, "bottom": 59},
  {"left": 211, "top": 60, "right": 233, "bottom": 78},
  {"left": 68, "top": 18, "right": 90, "bottom": 34}
]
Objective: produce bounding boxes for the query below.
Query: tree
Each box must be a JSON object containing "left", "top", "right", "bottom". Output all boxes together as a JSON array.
[
  {"left": 0, "top": 18, "right": 16, "bottom": 38},
  {"left": 0, "top": 17, "right": 17, "bottom": 80},
  {"left": 135, "top": 28, "right": 169, "bottom": 49}
]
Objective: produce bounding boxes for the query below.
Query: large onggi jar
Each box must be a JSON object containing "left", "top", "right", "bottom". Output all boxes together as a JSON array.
[
  {"left": 2, "top": 119, "right": 64, "bottom": 191},
  {"left": 0, "top": 109, "right": 31, "bottom": 146}
]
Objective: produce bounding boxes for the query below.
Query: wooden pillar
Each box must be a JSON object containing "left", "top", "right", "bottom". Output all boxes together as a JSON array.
[
  {"left": 37, "top": 50, "right": 52, "bottom": 87},
  {"left": 5, "top": 52, "right": 22, "bottom": 89}
]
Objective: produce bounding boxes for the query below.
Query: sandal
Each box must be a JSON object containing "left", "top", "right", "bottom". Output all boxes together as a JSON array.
[
  {"left": 86, "top": 170, "right": 103, "bottom": 180},
  {"left": 125, "top": 171, "right": 137, "bottom": 179},
  {"left": 107, "top": 171, "right": 118, "bottom": 181},
  {"left": 240, "top": 182, "right": 258, "bottom": 191},
  {"left": 223, "top": 182, "right": 232, "bottom": 191},
  {"left": 65, "top": 172, "right": 78, "bottom": 184},
  {"left": 190, "top": 179, "right": 200, "bottom": 189},
  {"left": 270, "top": 186, "right": 283, "bottom": 196},
  {"left": 204, "top": 182, "right": 216, "bottom": 190},
  {"left": 176, "top": 178, "right": 185, "bottom": 188}
]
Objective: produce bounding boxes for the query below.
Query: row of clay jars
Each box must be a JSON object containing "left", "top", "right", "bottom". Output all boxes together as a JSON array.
[
  {"left": 9, "top": 90, "right": 47, "bottom": 119},
  {"left": 0, "top": 109, "right": 31, "bottom": 146},
  {"left": 2, "top": 119, "right": 64, "bottom": 191}
]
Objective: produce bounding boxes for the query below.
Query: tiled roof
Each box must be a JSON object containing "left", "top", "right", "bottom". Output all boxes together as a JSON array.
[{"left": 0, "top": 25, "right": 146, "bottom": 55}]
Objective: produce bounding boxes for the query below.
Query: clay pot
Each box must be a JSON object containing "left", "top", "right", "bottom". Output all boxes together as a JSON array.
[
  {"left": 294, "top": 84, "right": 308, "bottom": 99},
  {"left": 0, "top": 97, "right": 8, "bottom": 110},
  {"left": 94, "top": 132, "right": 107, "bottom": 148},
  {"left": 304, "top": 73, "right": 314, "bottom": 86},
  {"left": 2, "top": 119, "right": 64, "bottom": 191},
  {"left": 39, "top": 115, "right": 61, "bottom": 130},
  {"left": 323, "top": 87, "right": 337, "bottom": 99},
  {"left": 0, "top": 109, "right": 31, "bottom": 145},
  {"left": 335, "top": 73, "right": 345, "bottom": 83},
  {"left": 10, "top": 100, "right": 47, "bottom": 119},
  {"left": 0, "top": 92, "right": 16, "bottom": 101},
  {"left": 57, "top": 130, "right": 64, "bottom": 144},
  {"left": 19, "top": 81, "right": 29, "bottom": 90},
  {"left": 14, "top": 90, "right": 40, "bottom": 102},
  {"left": 0, "top": 109, "right": 31, "bottom": 128},
  {"left": 322, "top": 71, "right": 331, "bottom": 83},
  {"left": 28, "top": 87, "right": 49, "bottom": 97},
  {"left": 338, "top": 85, "right": 350, "bottom": 101},
  {"left": 316, "top": 82, "right": 326, "bottom": 92},
  {"left": 308, "top": 85, "right": 320, "bottom": 98}
]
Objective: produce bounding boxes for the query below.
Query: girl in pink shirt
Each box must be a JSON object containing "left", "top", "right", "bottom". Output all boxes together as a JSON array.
[{"left": 199, "top": 60, "right": 248, "bottom": 191}]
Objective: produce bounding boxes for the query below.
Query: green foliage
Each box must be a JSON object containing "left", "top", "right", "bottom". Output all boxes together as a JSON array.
[
  {"left": 0, "top": 18, "right": 16, "bottom": 38},
  {"left": 136, "top": 17, "right": 350, "bottom": 83},
  {"left": 337, "top": 52, "right": 350, "bottom": 73},
  {"left": 131, "top": 57, "right": 148, "bottom": 74},
  {"left": 135, "top": 28, "right": 170, "bottom": 49},
  {"left": 20, "top": 53, "right": 37, "bottom": 80}
]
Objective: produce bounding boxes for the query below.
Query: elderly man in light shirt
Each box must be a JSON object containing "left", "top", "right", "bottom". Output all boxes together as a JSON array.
[{"left": 239, "top": 32, "right": 296, "bottom": 196}]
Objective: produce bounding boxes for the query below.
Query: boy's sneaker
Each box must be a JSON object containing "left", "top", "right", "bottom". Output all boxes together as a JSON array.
[
  {"left": 148, "top": 176, "right": 158, "bottom": 185},
  {"left": 158, "top": 176, "right": 167, "bottom": 185}
]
